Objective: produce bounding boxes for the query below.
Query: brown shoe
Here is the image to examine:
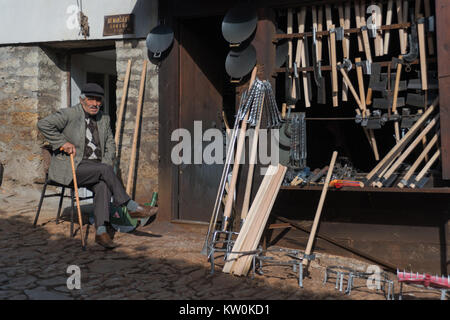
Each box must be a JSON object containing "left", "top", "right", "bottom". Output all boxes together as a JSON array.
[
  {"left": 129, "top": 205, "right": 158, "bottom": 219},
  {"left": 95, "top": 232, "right": 119, "bottom": 249}
]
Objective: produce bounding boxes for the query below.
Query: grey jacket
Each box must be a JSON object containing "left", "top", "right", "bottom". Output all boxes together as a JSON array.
[{"left": 37, "top": 104, "right": 115, "bottom": 185}]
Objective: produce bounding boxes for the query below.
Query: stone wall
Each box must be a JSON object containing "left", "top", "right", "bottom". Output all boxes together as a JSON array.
[
  {"left": 115, "top": 40, "right": 159, "bottom": 203},
  {"left": 0, "top": 45, "right": 66, "bottom": 184}
]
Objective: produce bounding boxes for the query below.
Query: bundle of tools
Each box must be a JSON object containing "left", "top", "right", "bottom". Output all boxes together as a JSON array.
[
  {"left": 274, "top": 0, "right": 437, "bottom": 161},
  {"left": 202, "top": 67, "right": 284, "bottom": 260},
  {"left": 362, "top": 96, "right": 440, "bottom": 188}
]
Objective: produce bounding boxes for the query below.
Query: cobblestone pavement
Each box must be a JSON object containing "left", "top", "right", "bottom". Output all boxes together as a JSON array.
[{"left": 0, "top": 181, "right": 444, "bottom": 301}]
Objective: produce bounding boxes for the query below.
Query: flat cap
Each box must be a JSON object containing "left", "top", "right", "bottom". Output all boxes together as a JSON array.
[{"left": 81, "top": 83, "right": 104, "bottom": 98}]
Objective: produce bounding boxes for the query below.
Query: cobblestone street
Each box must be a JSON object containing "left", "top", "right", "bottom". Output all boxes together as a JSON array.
[{"left": 0, "top": 181, "right": 442, "bottom": 301}]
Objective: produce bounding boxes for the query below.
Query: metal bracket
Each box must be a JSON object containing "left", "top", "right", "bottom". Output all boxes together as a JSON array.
[{"left": 356, "top": 60, "right": 371, "bottom": 75}]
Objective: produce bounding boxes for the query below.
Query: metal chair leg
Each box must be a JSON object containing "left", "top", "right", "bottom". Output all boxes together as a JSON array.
[
  {"left": 70, "top": 188, "right": 75, "bottom": 237},
  {"left": 33, "top": 180, "right": 49, "bottom": 227},
  {"left": 55, "top": 186, "right": 65, "bottom": 224}
]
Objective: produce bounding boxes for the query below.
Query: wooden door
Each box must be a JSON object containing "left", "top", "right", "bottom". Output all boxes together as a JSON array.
[{"left": 178, "top": 17, "right": 225, "bottom": 222}]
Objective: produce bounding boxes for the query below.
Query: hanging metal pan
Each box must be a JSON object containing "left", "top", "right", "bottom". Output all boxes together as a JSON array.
[
  {"left": 222, "top": 4, "right": 258, "bottom": 46},
  {"left": 225, "top": 44, "right": 256, "bottom": 82},
  {"left": 275, "top": 29, "right": 288, "bottom": 68},
  {"left": 146, "top": 24, "right": 174, "bottom": 58}
]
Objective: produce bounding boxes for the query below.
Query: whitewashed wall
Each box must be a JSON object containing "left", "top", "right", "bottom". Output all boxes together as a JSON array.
[{"left": 0, "top": 0, "right": 158, "bottom": 45}]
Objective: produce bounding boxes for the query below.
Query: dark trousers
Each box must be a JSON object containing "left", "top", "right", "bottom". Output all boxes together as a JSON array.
[{"left": 75, "top": 159, "right": 130, "bottom": 228}]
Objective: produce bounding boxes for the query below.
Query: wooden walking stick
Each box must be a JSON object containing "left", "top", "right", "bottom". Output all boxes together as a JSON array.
[
  {"left": 126, "top": 60, "right": 147, "bottom": 195},
  {"left": 62, "top": 149, "right": 85, "bottom": 250},
  {"left": 115, "top": 59, "right": 132, "bottom": 154},
  {"left": 302, "top": 151, "right": 338, "bottom": 269}
]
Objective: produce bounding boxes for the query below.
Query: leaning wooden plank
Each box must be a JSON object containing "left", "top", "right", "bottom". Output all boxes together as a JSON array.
[
  {"left": 222, "top": 165, "right": 277, "bottom": 273},
  {"left": 222, "top": 166, "right": 276, "bottom": 273},
  {"left": 363, "top": 96, "right": 439, "bottom": 185},
  {"left": 230, "top": 167, "right": 283, "bottom": 275},
  {"left": 384, "top": 0, "right": 394, "bottom": 55},
  {"left": 302, "top": 151, "right": 338, "bottom": 270},
  {"left": 232, "top": 165, "right": 287, "bottom": 276}
]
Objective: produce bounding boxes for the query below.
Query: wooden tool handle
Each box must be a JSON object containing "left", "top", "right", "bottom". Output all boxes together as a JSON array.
[
  {"left": 410, "top": 149, "right": 440, "bottom": 188},
  {"left": 115, "top": 59, "right": 132, "bottom": 153},
  {"left": 330, "top": 25, "right": 338, "bottom": 107},
  {"left": 384, "top": 0, "right": 394, "bottom": 55},
  {"left": 366, "top": 88, "right": 373, "bottom": 106},
  {"left": 365, "top": 96, "right": 438, "bottom": 181},
  {"left": 398, "top": 133, "right": 439, "bottom": 188},
  {"left": 303, "top": 151, "right": 338, "bottom": 266},
  {"left": 126, "top": 60, "right": 147, "bottom": 195},
  {"left": 355, "top": 58, "right": 367, "bottom": 114},
  {"left": 339, "top": 65, "right": 363, "bottom": 109},
  {"left": 297, "top": 8, "right": 310, "bottom": 108},
  {"left": 317, "top": 6, "right": 324, "bottom": 59},
  {"left": 417, "top": 20, "right": 428, "bottom": 91},
  {"left": 354, "top": 1, "right": 364, "bottom": 52},
  {"left": 396, "top": 0, "right": 407, "bottom": 54}
]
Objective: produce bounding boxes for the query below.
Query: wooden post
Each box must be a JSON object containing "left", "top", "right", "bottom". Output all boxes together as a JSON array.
[
  {"left": 302, "top": 151, "right": 338, "bottom": 268},
  {"left": 126, "top": 60, "right": 147, "bottom": 195}
]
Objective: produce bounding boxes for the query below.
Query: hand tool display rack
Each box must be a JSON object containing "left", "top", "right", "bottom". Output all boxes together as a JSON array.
[{"left": 270, "top": 0, "right": 444, "bottom": 192}]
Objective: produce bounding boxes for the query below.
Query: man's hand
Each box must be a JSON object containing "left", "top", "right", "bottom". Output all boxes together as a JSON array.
[{"left": 61, "top": 142, "right": 76, "bottom": 156}]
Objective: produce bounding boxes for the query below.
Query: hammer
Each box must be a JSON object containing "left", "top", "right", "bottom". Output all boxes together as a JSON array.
[{"left": 61, "top": 147, "right": 85, "bottom": 250}]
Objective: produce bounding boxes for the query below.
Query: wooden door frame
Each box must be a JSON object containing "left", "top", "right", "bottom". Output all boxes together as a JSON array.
[{"left": 157, "top": 1, "right": 276, "bottom": 221}]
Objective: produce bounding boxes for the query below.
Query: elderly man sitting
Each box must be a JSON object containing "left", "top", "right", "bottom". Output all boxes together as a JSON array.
[{"left": 37, "top": 83, "right": 157, "bottom": 249}]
